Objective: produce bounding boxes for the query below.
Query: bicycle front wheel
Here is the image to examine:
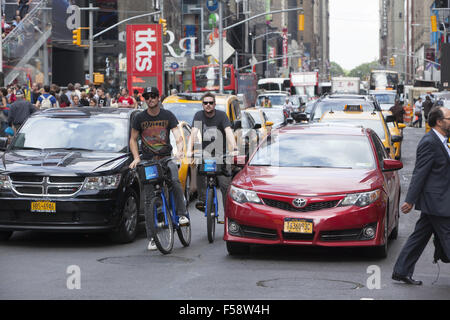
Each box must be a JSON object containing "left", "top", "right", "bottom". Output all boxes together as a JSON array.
[
  {"left": 177, "top": 214, "right": 191, "bottom": 247},
  {"left": 206, "top": 188, "right": 216, "bottom": 243},
  {"left": 149, "top": 195, "right": 174, "bottom": 254}
]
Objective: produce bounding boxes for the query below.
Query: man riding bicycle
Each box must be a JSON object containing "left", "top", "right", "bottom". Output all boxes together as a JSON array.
[
  {"left": 189, "top": 92, "right": 238, "bottom": 216},
  {"left": 129, "top": 87, "right": 189, "bottom": 251}
]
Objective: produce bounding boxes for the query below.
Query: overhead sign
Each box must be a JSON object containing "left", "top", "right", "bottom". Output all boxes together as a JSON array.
[
  {"left": 126, "top": 24, "right": 163, "bottom": 95},
  {"left": 206, "top": 40, "right": 235, "bottom": 63},
  {"left": 206, "top": 0, "right": 219, "bottom": 12}
]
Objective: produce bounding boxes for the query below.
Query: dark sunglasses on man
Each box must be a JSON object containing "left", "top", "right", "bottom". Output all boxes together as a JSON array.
[
  {"left": 202, "top": 101, "right": 214, "bottom": 105},
  {"left": 143, "top": 93, "right": 159, "bottom": 100}
]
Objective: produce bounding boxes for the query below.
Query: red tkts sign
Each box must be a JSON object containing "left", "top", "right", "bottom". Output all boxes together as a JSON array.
[{"left": 126, "top": 24, "right": 163, "bottom": 95}]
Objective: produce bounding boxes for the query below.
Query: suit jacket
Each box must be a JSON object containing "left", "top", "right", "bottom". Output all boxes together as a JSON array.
[{"left": 405, "top": 129, "right": 450, "bottom": 217}]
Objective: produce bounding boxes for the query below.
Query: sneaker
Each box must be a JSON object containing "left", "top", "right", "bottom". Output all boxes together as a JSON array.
[
  {"left": 147, "top": 239, "right": 157, "bottom": 251},
  {"left": 195, "top": 201, "right": 205, "bottom": 211},
  {"left": 179, "top": 216, "right": 190, "bottom": 226}
]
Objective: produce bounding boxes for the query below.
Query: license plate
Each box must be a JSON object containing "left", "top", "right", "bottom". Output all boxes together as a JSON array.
[
  {"left": 284, "top": 218, "right": 313, "bottom": 234},
  {"left": 31, "top": 201, "right": 56, "bottom": 213}
]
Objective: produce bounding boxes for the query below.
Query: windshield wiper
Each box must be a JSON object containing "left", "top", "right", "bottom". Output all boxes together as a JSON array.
[
  {"left": 11, "top": 146, "right": 43, "bottom": 151},
  {"left": 43, "top": 147, "right": 96, "bottom": 152}
]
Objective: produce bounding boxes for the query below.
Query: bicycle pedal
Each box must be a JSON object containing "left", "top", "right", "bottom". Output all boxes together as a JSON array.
[{"left": 217, "top": 220, "right": 225, "bottom": 224}]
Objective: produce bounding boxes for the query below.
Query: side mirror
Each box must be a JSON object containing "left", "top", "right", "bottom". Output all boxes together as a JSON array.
[
  {"left": 382, "top": 159, "right": 403, "bottom": 172},
  {"left": 385, "top": 115, "right": 395, "bottom": 123},
  {"left": 0, "top": 137, "right": 8, "bottom": 151},
  {"left": 265, "top": 121, "right": 274, "bottom": 127},
  {"left": 253, "top": 123, "right": 262, "bottom": 130},
  {"left": 398, "top": 123, "right": 406, "bottom": 129},
  {"left": 391, "top": 135, "right": 403, "bottom": 143},
  {"left": 233, "top": 120, "right": 242, "bottom": 130}
]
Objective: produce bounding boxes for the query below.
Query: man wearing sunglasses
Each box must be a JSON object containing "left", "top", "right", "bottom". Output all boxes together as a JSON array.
[
  {"left": 189, "top": 92, "right": 238, "bottom": 214},
  {"left": 129, "top": 87, "right": 189, "bottom": 251}
]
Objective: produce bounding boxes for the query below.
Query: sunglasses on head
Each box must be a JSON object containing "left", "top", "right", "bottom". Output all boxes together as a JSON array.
[
  {"left": 144, "top": 93, "right": 159, "bottom": 99},
  {"left": 203, "top": 101, "right": 214, "bottom": 105}
]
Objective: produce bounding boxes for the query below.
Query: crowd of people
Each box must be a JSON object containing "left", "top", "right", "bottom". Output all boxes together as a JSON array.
[{"left": 1, "top": 0, "right": 33, "bottom": 38}]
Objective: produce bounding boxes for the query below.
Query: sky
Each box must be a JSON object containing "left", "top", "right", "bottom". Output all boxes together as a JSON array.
[{"left": 329, "top": 0, "right": 380, "bottom": 71}]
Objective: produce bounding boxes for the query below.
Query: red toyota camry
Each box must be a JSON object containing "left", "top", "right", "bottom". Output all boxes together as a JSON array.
[{"left": 225, "top": 124, "right": 403, "bottom": 258}]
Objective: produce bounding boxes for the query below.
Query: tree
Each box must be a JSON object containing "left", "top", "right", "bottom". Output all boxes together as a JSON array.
[
  {"left": 330, "top": 62, "right": 347, "bottom": 77},
  {"left": 348, "top": 61, "right": 379, "bottom": 81}
]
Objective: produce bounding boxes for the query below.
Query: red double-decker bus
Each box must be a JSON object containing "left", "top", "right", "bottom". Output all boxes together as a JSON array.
[{"left": 191, "top": 64, "right": 237, "bottom": 93}]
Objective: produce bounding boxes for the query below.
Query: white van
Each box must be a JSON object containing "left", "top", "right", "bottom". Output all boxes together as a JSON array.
[{"left": 257, "top": 78, "right": 291, "bottom": 92}]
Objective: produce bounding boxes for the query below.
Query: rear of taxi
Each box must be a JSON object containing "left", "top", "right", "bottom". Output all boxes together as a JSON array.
[{"left": 224, "top": 125, "right": 399, "bottom": 257}]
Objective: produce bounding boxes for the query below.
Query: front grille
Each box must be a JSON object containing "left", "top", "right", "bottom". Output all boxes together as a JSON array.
[
  {"left": 240, "top": 225, "right": 278, "bottom": 240},
  {"left": 320, "top": 229, "right": 363, "bottom": 242},
  {"left": 9, "top": 176, "right": 84, "bottom": 197},
  {"left": 282, "top": 232, "right": 315, "bottom": 241},
  {"left": 262, "top": 198, "right": 339, "bottom": 212}
]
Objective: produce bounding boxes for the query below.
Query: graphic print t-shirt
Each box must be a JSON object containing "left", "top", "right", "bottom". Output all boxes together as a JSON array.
[
  {"left": 132, "top": 109, "right": 179, "bottom": 158},
  {"left": 192, "top": 110, "right": 231, "bottom": 156}
]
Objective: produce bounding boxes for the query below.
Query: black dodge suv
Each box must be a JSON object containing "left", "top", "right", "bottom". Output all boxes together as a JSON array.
[{"left": 0, "top": 108, "right": 144, "bottom": 243}]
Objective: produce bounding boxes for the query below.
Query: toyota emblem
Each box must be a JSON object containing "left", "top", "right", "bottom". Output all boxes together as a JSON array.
[{"left": 292, "top": 198, "right": 307, "bottom": 208}]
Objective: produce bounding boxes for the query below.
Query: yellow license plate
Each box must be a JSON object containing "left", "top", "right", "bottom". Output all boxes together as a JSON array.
[
  {"left": 284, "top": 218, "right": 313, "bottom": 234},
  {"left": 31, "top": 201, "right": 56, "bottom": 213}
]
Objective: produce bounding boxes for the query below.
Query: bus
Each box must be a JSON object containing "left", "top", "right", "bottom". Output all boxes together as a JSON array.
[
  {"left": 369, "top": 70, "right": 399, "bottom": 91},
  {"left": 191, "top": 64, "right": 236, "bottom": 93}
]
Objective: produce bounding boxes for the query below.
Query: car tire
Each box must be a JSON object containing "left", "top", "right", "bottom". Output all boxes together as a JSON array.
[
  {"left": 373, "top": 209, "right": 389, "bottom": 259},
  {"left": 226, "top": 241, "right": 250, "bottom": 255},
  {"left": 389, "top": 192, "right": 401, "bottom": 240},
  {"left": 0, "top": 231, "right": 13, "bottom": 241},
  {"left": 110, "top": 189, "right": 139, "bottom": 244}
]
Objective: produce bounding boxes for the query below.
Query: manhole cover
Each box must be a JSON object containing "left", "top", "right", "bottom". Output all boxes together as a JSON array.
[
  {"left": 257, "top": 278, "right": 364, "bottom": 290},
  {"left": 98, "top": 255, "right": 195, "bottom": 267}
]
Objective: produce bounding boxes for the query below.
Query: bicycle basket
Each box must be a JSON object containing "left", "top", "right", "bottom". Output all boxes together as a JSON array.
[
  {"left": 199, "top": 159, "right": 222, "bottom": 175},
  {"left": 138, "top": 162, "right": 164, "bottom": 184}
]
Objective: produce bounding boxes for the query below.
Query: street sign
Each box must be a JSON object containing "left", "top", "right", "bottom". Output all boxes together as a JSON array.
[
  {"left": 206, "top": 0, "right": 219, "bottom": 12},
  {"left": 170, "top": 62, "right": 179, "bottom": 72},
  {"left": 206, "top": 40, "right": 235, "bottom": 63}
]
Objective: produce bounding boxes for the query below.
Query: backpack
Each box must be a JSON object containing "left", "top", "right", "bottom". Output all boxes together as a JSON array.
[
  {"left": 433, "top": 234, "right": 450, "bottom": 264},
  {"left": 40, "top": 95, "right": 53, "bottom": 109}
]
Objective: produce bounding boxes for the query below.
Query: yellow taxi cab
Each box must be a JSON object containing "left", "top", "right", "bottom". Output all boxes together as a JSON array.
[
  {"left": 382, "top": 110, "right": 406, "bottom": 160},
  {"left": 234, "top": 108, "right": 273, "bottom": 154},
  {"left": 170, "top": 121, "right": 198, "bottom": 204},
  {"left": 319, "top": 105, "right": 399, "bottom": 159},
  {"left": 163, "top": 93, "right": 241, "bottom": 126}
]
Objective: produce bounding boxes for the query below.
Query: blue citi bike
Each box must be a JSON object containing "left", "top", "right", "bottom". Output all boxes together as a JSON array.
[
  {"left": 199, "top": 156, "right": 236, "bottom": 243},
  {"left": 137, "top": 157, "right": 191, "bottom": 254}
]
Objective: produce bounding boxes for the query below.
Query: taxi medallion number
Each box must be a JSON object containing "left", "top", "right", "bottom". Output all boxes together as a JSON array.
[
  {"left": 283, "top": 218, "right": 313, "bottom": 234},
  {"left": 31, "top": 201, "right": 56, "bottom": 213}
]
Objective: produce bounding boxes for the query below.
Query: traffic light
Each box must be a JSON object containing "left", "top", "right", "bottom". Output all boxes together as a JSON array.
[
  {"left": 431, "top": 15, "right": 438, "bottom": 33},
  {"left": 159, "top": 18, "right": 167, "bottom": 35},
  {"left": 390, "top": 57, "right": 396, "bottom": 67},
  {"left": 298, "top": 14, "right": 305, "bottom": 31},
  {"left": 72, "top": 28, "right": 81, "bottom": 46}
]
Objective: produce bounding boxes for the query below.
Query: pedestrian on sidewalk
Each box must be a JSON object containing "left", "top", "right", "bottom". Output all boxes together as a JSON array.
[
  {"left": 7, "top": 90, "right": 35, "bottom": 134},
  {"left": 423, "top": 95, "right": 434, "bottom": 125},
  {"left": 392, "top": 106, "right": 450, "bottom": 285},
  {"left": 413, "top": 97, "right": 423, "bottom": 128}
]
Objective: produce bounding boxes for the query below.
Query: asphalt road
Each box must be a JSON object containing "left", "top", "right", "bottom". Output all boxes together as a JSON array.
[{"left": 1, "top": 126, "right": 449, "bottom": 300}]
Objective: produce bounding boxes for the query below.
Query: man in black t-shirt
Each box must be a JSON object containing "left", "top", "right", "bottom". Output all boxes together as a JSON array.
[
  {"left": 189, "top": 92, "right": 238, "bottom": 215},
  {"left": 129, "top": 87, "right": 189, "bottom": 251},
  {"left": 96, "top": 87, "right": 110, "bottom": 107}
]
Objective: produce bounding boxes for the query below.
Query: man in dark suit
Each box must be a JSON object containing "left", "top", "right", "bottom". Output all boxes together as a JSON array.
[{"left": 392, "top": 106, "right": 450, "bottom": 285}]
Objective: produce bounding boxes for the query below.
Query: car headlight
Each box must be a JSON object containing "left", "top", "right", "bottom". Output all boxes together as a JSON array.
[
  {"left": 340, "top": 190, "right": 381, "bottom": 207},
  {"left": 229, "top": 185, "right": 261, "bottom": 204},
  {"left": 0, "top": 174, "right": 11, "bottom": 190},
  {"left": 83, "top": 174, "right": 121, "bottom": 191}
]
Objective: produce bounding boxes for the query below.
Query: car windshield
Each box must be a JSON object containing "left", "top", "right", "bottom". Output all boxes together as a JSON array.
[
  {"left": 11, "top": 116, "right": 128, "bottom": 153},
  {"left": 250, "top": 134, "right": 376, "bottom": 169},
  {"left": 262, "top": 109, "right": 285, "bottom": 127},
  {"left": 320, "top": 119, "right": 386, "bottom": 140},
  {"left": 245, "top": 110, "right": 264, "bottom": 125},
  {"left": 163, "top": 102, "right": 203, "bottom": 124},
  {"left": 312, "top": 100, "right": 375, "bottom": 121},
  {"left": 257, "top": 95, "right": 287, "bottom": 106},
  {"left": 374, "top": 94, "right": 396, "bottom": 106}
]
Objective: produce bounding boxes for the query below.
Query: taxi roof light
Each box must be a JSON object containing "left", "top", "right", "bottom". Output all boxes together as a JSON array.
[{"left": 344, "top": 105, "right": 363, "bottom": 112}]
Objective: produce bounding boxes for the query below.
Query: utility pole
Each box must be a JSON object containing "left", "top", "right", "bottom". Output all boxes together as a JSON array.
[
  {"left": 219, "top": 0, "right": 224, "bottom": 93},
  {"left": 0, "top": 4, "right": 3, "bottom": 86},
  {"left": 88, "top": 1, "right": 94, "bottom": 85}
]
